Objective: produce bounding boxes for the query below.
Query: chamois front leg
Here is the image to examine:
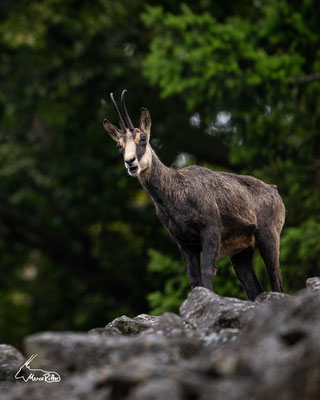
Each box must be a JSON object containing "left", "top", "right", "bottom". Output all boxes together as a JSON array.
[
  {"left": 178, "top": 245, "right": 201, "bottom": 289},
  {"left": 201, "top": 229, "right": 220, "bottom": 290}
]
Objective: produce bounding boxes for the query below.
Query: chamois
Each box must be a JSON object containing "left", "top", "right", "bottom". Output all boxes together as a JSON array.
[{"left": 103, "top": 90, "right": 285, "bottom": 300}]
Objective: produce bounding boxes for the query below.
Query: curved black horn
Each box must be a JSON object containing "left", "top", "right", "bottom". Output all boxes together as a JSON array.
[
  {"left": 110, "top": 93, "right": 126, "bottom": 131},
  {"left": 121, "top": 90, "right": 134, "bottom": 131}
]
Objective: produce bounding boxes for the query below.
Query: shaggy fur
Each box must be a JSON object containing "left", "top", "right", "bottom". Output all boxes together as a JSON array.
[{"left": 104, "top": 95, "right": 285, "bottom": 300}]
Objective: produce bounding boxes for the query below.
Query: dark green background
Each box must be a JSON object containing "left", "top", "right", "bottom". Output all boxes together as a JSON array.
[{"left": 0, "top": 0, "right": 319, "bottom": 347}]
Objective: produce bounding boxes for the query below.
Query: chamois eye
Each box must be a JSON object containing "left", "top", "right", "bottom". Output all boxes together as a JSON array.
[
  {"left": 140, "top": 134, "right": 147, "bottom": 144},
  {"left": 116, "top": 143, "right": 124, "bottom": 154}
]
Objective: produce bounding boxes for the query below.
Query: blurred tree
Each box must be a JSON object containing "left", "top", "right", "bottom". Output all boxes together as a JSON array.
[
  {"left": 142, "top": 0, "right": 320, "bottom": 306},
  {"left": 0, "top": 0, "right": 166, "bottom": 346}
]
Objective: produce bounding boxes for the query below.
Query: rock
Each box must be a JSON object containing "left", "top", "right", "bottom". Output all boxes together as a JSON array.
[
  {"left": 179, "top": 287, "right": 257, "bottom": 344},
  {"left": 2, "top": 280, "right": 320, "bottom": 400},
  {"left": 89, "top": 326, "right": 122, "bottom": 336},
  {"left": 203, "top": 291, "right": 320, "bottom": 400},
  {"left": 92, "top": 314, "right": 161, "bottom": 336},
  {"left": 0, "top": 380, "right": 86, "bottom": 400},
  {"left": 202, "top": 328, "right": 240, "bottom": 346},
  {"left": 142, "top": 312, "right": 189, "bottom": 338},
  {"left": 255, "top": 291, "right": 290, "bottom": 303},
  {"left": 134, "top": 314, "right": 161, "bottom": 327},
  {"left": 306, "top": 277, "right": 320, "bottom": 292},
  {"left": 93, "top": 355, "right": 172, "bottom": 399},
  {"left": 130, "top": 378, "right": 182, "bottom": 400},
  {"left": 0, "top": 344, "right": 25, "bottom": 383},
  {"left": 23, "top": 331, "right": 203, "bottom": 375}
]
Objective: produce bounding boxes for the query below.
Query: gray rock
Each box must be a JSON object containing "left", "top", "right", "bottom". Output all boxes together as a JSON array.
[
  {"left": 255, "top": 291, "right": 290, "bottom": 303},
  {"left": 202, "top": 328, "right": 240, "bottom": 346},
  {"left": 142, "top": 312, "right": 189, "bottom": 338},
  {"left": 0, "top": 344, "right": 25, "bottom": 382},
  {"left": 306, "top": 277, "right": 320, "bottom": 292},
  {"left": 93, "top": 355, "right": 170, "bottom": 399},
  {"left": 2, "top": 280, "right": 320, "bottom": 400},
  {"left": 89, "top": 326, "right": 122, "bottom": 336},
  {"left": 23, "top": 331, "right": 203, "bottom": 375},
  {"left": 0, "top": 380, "right": 85, "bottom": 400},
  {"left": 130, "top": 378, "right": 182, "bottom": 400},
  {"left": 204, "top": 292, "right": 320, "bottom": 399},
  {"left": 93, "top": 314, "right": 161, "bottom": 336},
  {"left": 134, "top": 314, "right": 161, "bottom": 327},
  {"left": 179, "top": 287, "right": 257, "bottom": 344}
]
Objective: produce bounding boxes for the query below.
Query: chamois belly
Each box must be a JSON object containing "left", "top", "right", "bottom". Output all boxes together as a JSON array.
[
  {"left": 219, "top": 234, "right": 255, "bottom": 257},
  {"left": 158, "top": 207, "right": 255, "bottom": 256}
]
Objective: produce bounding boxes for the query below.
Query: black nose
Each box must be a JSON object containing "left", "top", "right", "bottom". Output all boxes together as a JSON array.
[{"left": 125, "top": 157, "right": 136, "bottom": 165}]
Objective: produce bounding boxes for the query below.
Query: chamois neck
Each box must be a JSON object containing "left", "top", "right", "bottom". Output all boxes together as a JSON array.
[{"left": 138, "top": 148, "right": 174, "bottom": 204}]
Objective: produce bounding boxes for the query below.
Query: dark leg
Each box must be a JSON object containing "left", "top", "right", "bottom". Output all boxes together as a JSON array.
[
  {"left": 230, "top": 247, "right": 264, "bottom": 300},
  {"left": 179, "top": 245, "right": 201, "bottom": 289},
  {"left": 255, "top": 228, "right": 283, "bottom": 292},
  {"left": 201, "top": 229, "right": 220, "bottom": 290}
]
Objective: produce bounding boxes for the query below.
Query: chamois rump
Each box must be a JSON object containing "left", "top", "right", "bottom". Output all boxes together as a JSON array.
[{"left": 103, "top": 90, "right": 285, "bottom": 300}]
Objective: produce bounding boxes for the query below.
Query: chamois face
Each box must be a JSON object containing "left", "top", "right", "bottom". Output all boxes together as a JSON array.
[{"left": 104, "top": 106, "right": 152, "bottom": 177}]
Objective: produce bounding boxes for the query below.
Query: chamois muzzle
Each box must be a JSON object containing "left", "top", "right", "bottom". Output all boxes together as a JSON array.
[
  {"left": 129, "top": 165, "right": 139, "bottom": 174},
  {"left": 125, "top": 157, "right": 136, "bottom": 165}
]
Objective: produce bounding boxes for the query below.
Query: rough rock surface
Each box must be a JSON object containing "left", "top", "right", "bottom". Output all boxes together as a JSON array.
[
  {"left": 0, "top": 345, "right": 25, "bottom": 384},
  {"left": 306, "top": 276, "right": 320, "bottom": 292},
  {"left": 179, "top": 287, "right": 259, "bottom": 346},
  {"left": 90, "top": 314, "right": 161, "bottom": 336},
  {"left": 1, "top": 277, "right": 320, "bottom": 400}
]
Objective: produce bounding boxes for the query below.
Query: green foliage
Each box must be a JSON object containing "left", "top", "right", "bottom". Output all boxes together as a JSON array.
[
  {"left": 280, "top": 219, "right": 320, "bottom": 291},
  {"left": 0, "top": 0, "right": 160, "bottom": 347},
  {"left": 142, "top": 2, "right": 306, "bottom": 107},
  {"left": 146, "top": 249, "right": 189, "bottom": 315},
  {"left": 142, "top": 0, "right": 320, "bottom": 305},
  {"left": 146, "top": 249, "right": 248, "bottom": 315}
]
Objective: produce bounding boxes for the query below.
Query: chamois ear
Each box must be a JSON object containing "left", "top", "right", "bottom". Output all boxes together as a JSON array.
[
  {"left": 103, "top": 119, "right": 121, "bottom": 142},
  {"left": 140, "top": 107, "right": 151, "bottom": 138}
]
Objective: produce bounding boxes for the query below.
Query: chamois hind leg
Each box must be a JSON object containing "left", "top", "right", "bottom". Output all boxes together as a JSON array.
[
  {"left": 230, "top": 247, "right": 264, "bottom": 301},
  {"left": 179, "top": 245, "right": 201, "bottom": 289},
  {"left": 255, "top": 228, "right": 283, "bottom": 293}
]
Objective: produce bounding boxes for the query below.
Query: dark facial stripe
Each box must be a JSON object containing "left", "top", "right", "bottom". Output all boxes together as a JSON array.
[
  {"left": 136, "top": 143, "right": 147, "bottom": 161},
  {"left": 119, "top": 130, "right": 147, "bottom": 161}
]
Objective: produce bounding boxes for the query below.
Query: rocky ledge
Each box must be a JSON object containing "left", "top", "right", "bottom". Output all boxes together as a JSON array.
[{"left": 1, "top": 277, "right": 320, "bottom": 400}]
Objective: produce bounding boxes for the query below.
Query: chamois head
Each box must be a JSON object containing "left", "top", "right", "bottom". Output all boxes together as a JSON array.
[{"left": 103, "top": 90, "right": 152, "bottom": 177}]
